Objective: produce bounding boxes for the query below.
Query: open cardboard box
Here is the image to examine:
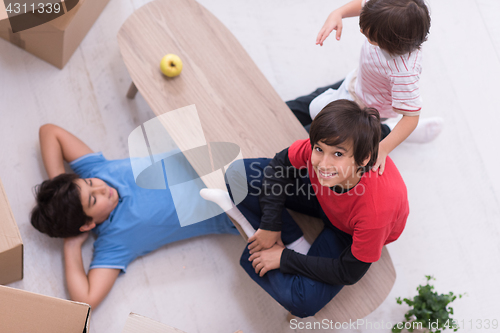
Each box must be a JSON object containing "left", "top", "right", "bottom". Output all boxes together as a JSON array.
[
  {"left": 0, "top": 285, "right": 91, "bottom": 332},
  {"left": 0, "top": 176, "right": 23, "bottom": 285},
  {"left": 0, "top": 0, "right": 111, "bottom": 68},
  {"left": 122, "top": 313, "right": 243, "bottom": 333}
]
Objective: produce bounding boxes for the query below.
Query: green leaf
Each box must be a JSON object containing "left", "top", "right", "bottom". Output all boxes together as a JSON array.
[{"left": 394, "top": 275, "right": 465, "bottom": 332}]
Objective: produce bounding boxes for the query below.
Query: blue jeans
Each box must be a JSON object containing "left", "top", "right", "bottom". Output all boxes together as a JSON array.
[{"left": 226, "top": 158, "right": 353, "bottom": 317}]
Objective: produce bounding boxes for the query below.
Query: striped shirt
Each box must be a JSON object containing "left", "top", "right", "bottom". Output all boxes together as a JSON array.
[{"left": 353, "top": 38, "right": 423, "bottom": 118}]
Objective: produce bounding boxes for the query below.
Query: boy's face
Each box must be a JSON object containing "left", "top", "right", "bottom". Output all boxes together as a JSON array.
[
  {"left": 311, "top": 140, "right": 367, "bottom": 189},
  {"left": 74, "top": 178, "right": 119, "bottom": 229}
]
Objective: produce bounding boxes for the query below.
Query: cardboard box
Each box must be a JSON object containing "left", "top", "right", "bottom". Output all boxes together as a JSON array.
[
  {"left": 0, "top": 1, "right": 72, "bottom": 33},
  {"left": 122, "top": 313, "right": 243, "bottom": 333},
  {"left": 0, "top": 285, "right": 90, "bottom": 333},
  {"left": 0, "top": 0, "right": 110, "bottom": 68},
  {"left": 0, "top": 177, "right": 23, "bottom": 285}
]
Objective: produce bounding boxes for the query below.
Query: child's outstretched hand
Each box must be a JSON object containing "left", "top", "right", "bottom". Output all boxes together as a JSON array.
[
  {"left": 316, "top": 10, "right": 343, "bottom": 46},
  {"left": 248, "top": 229, "right": 282, "bottom": 254}
]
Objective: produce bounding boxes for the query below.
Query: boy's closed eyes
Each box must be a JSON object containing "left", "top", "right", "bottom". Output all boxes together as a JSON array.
[{"left": 74, "top": 178, "right": 119, "bottom": 230}]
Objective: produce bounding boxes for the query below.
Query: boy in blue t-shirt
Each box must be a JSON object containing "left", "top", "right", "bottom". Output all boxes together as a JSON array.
[{"left": 30, "top": 124, "right": 238, "bottom": 309}]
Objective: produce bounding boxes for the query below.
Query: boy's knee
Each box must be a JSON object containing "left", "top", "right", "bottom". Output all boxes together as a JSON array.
[
  {"left": 289, "top": 304, "right": 321, "bottom": 318},
  {"left": 285, "top": 277, "right": 338, "bottom": 318},
  {"left": 226, "top": 158, "right": 269, "bottom": 203},
  {"left": 238, "top": 252, "right": 316, "bottom": 317},
  {"left": 239, "top": 249, "right": 251, "bottom": 268},
  {"left": 225, "top": 160, "right": 248, "bottom": 204},
  {"left": 239, "top": 248, "right": 332, "bottom": 318}
]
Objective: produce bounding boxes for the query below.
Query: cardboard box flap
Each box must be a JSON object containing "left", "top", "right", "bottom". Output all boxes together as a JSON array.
[
  {"left": 0, "top": 244, "right": 23, "bottom": 285},
  {"left": 0, "top": 233, "right": 22, "bottom": 253},
  {"left": 0, "top": 1, "right": 7, "bottom": 21},
  {"left": 48, "top": 0, "right": 85, "bottom": 31},
  {"left": 0, "top": 0, "right": 65, "bottom": 30},
  {"left": 0, "top": 285, "right": 90, "bottom": 333},
  {"left": 0, "top": 178, "right": 22, "bottom": 253},
  {"left": 123, "top": 313, "right": 187, "bottom": 333},
  {"left": 0, "top": 1, "right": 63, "bottom": 19},
  {"left": 0, "top": 177, "right": 23, "bottom": 285},
  {"left": 0, "top": 0, "right": 109, "bottom": 68},
  {"left": 0, "top": 0, "right": 83, "bottom": 31}
]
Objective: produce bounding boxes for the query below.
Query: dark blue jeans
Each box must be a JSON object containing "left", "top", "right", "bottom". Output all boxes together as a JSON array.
[{"left": 226, "top": 158, "right": 353, "bottom": 317}]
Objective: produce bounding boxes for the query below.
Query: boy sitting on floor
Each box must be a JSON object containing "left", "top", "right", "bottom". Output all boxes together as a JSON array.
[
  {"left": 30, "top": 124, "right": 239, "bottom": 309},
  {"left": 203, "top": 99, "right": 410, "bottom": 317}
]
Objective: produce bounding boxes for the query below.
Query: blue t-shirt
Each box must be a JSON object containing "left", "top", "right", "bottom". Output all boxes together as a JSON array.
[{"left": 69, "top": 152, "right": 238, "bottom": 273}]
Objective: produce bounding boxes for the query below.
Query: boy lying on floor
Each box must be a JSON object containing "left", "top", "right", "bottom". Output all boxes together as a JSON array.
[{"left": 30, "top": 124, "right": 239, "bottom": 309}]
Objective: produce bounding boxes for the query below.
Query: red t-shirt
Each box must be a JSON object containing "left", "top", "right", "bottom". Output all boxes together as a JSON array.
[{"left": 288, "top": 139, "right": 409, "bottom": 263}]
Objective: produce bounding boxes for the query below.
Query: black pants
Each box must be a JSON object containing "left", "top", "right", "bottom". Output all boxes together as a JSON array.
[{"left": 285, "top": 80, "right": 391, "bottom": 140}]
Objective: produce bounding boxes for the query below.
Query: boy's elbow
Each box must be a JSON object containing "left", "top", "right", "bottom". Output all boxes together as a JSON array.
[
  {"left": 343, "top": 275, "right": 362, "bottom": 285},
  {"left": 39, "top": 123, "right": 58, "bottom": 139},
  {"left": 71, "top": 295, "right": 100, "bottom": 310},
  {"left": 87, "top": 299, "right": 100, "bottom": 311},
  {"left": 39, "top": 123, "right": 55, "bottom": 133}
]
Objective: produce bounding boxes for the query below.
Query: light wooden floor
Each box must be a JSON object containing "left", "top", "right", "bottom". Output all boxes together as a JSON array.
[{"left": 1, "top": 0, "right": 499, "bottom": 332}]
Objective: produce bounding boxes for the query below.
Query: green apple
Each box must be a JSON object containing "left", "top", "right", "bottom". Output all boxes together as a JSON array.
[{"left": 160, "top": 54, "right": 183, "bottom": 77}]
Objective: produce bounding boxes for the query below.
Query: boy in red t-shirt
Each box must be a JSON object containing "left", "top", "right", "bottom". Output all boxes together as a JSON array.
[{"left": 213, "top": 99, "right": 409, "bottom": 317}]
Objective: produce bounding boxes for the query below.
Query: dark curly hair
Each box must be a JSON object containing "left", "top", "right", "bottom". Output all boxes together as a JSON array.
[
  {"left": 309, "top": 99, "right": 381, "bottom": 170},
  {"left": 30, "top": 173, "right": 92, "bottom": 238},
  {"left": 360, "top": 0, "right": 431, "bottom": 55}
]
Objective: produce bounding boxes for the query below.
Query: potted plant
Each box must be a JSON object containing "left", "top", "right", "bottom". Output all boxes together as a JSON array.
[{"left": 392, "top": 276, "right": 464, "bottom": 333}]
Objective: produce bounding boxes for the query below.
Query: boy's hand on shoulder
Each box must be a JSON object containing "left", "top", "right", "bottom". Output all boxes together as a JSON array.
[
  {"left": 372, "top": 143, "right": 389, "bottom": 175},
  {"left": 64, "top": 232, "right": 90, "bottom": 248},
  {"left": 316, "top": 10, "right": 343, "bottom": 45},
  {"left": 248, "top": 229, "right": 282, "bottom": 254},
  {"left": 249, "top": 243, "right": 285, "bottom": 277}
]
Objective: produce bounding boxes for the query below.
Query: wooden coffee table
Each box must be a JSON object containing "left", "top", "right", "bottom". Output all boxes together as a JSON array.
[{"left": 117, "top": 0, "right": 395, "bottom": 322}]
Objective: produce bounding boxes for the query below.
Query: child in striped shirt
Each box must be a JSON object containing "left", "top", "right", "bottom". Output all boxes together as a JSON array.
[{"left": 305, "top": 0, "right": 442, "bottom": 175}]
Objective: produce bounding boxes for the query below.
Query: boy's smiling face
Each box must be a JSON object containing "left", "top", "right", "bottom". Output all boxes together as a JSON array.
[
  {"left": 311, "top": 140, "right": 369, "bottom": 190},
  {"left": 74, "top": 178, "right": 119, "bottom": 230}
]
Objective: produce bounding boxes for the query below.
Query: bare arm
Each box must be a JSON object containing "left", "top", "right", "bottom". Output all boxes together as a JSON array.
[
  {"left": 334, "top": 0, "right": 364, "bottom": 18},
  {"left": 316, "top": 0, "right": 363, "bottom": 45},
  {"left": 373, "top": 113, "right": 419, "bottom": 175},
  {"left": 39, "top": 124, "right": 93, "bottom": 179},
  {"left": 64, "top": 233, "right": 120, "bottom": 309},
  {"left": 40, "top": 125, "right": 115, "bottom": 308}
]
